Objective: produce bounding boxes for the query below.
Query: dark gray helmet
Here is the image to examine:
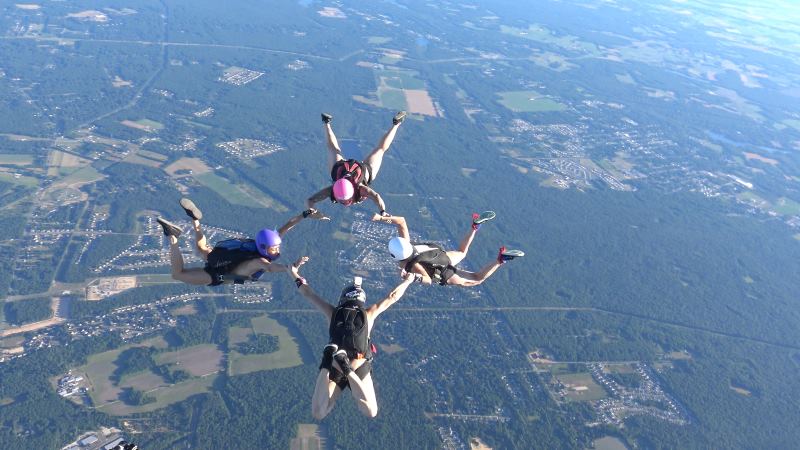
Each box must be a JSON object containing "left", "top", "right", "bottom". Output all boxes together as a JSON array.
[{"left": 339, "top": 284, "right": 366, "bottom": 304}]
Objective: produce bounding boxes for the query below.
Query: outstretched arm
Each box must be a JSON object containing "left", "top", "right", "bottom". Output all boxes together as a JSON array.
[
  {"left": 367, "top": 272, "right": 415, "bottom": 322},
  {"left": 306, "top": 187, "right": 331, "bottom": 210},
  {"left": 277, "top": 209, "right": 329, "bottom": 237},
  {"left": 286, "top": 257, "right": 335, "bottom": 320},
  {"left": 360, "top": 185, "right": 387, "bottom": 213},
  {"left": 371, "top": 213, "right": 410, "bottom": 239}
]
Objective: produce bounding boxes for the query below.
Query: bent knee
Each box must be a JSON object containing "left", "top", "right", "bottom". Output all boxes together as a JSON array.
[
  {"left": 312, "top": 407, "right": 329, "bottom": 421},
  {"left": 362, "top": 405, "right": 378, "bottom": 418}
]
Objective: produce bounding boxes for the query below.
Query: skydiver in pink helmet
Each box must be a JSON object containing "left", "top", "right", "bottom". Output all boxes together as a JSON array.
[
  {"left": 304, "top": 111, "right": 407, "bottom": 219},
  {"left": 156, "top": 198, "right": 309, "bottom": 286}
]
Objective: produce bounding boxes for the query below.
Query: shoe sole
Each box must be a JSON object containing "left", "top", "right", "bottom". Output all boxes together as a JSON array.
[
  {"left": 157, "top": 218, "right": 183, "bottom": 237},
  {"left": 501, "top": 250, "right": 525, "bottom": 258},
  {"left": 473, "top": 211, "right": 496, "bottom": 225},
  {"left": 393, "top": 111, "right": 407, "bottom": 124},
  {"left": 179, "top": 198, "right": 202, "bottom": 221},
  {"left": 322, "top": 113, "right": 333, "bottom": 123}
]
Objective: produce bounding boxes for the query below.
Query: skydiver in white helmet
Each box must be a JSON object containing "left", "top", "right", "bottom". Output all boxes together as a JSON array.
[
  {"left": 303, "top": 111, "right": 407, "bottom": 219},
  {"left": 287, "top": 259, "right": 415, "bottom": 419},
  {"left": 373, "top": 211, "right": 524, "bottom": 287}
]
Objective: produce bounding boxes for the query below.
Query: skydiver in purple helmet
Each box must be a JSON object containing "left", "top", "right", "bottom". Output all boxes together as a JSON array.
[
  {"left": 303, "top": 111, "right": 406, "bottom": 219},
  {"left": 156, "top": 198, "right": 309, "bottom": 286}
]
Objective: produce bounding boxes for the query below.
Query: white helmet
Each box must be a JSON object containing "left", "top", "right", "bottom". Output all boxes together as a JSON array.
[{"left": 388, "top": 237, "right": 413, "bottom": 261}]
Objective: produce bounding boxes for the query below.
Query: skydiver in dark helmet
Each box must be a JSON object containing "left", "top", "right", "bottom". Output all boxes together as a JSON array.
[
  {"left": 373, "top": 211, "right": 525, "bottom": 287},
  {"left": 287, "top": 259, "right": 415, "bottom": 419},
  {"left": 303, "top": 111, "right": 407, "bottom": 219},
  {"left": 156, "top": 198, "right": 312, "bottom": 286}
]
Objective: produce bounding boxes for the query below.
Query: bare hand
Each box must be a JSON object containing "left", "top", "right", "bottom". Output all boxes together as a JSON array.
[
  {"left": 308, "top": 210, "right": 330, "bottom": 221},
  {"left": 289, "top": 256, "right": 309, "bottom": 277},
  {"left": 371, "top": 213, "right": 387, "bottom": 222}
]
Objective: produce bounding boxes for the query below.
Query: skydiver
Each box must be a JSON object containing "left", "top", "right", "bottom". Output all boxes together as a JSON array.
[
  {"left": 287, "top": 259, "right": 415, "bottom": 419},
  {"left": 156, "top": 198, "right": 318, "bottom": 286},
  {"left": 373, "top": 211, "right": 525, "bottom": 287},
  {"left": 304, "top": 111, "right": 406, "bottom": 218}
]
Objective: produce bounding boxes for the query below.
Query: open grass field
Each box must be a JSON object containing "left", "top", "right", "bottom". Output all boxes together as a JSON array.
[
  {"left": 378, "top": 88, "right": 407, "bottom": 111},
  {"left": 367, "top": 36, "right": 392, "bottom": 44},
  {"left": 228, "top": 326, "right": 252, "bottom": 346},
  {"left": 0, "top": 171, "right": 38, "bottom": 187},
  {"left": 375, "top": 68, "right": 426, "bottom": 90},
  {"left": 170, "top": 304, "right": 197, "bottom": 316},
  {"left": 122, "top": 153, "right": 163, "bottom": 168},
  {"left": 229, "top": 314, "right": 303, "bottom": 375},
  {"left": 0, "top": 154, "right": 34, "bottom": 166},
  {"left": 557, "top": 373, "right": 607, "bottom": 402},
  {"left": 165, "top": 157, "right": 211, "bottom": 176},
  {"left": 774, "top": 197, "right": 800, "bottom": 215},
  {"left": 290, "top": 424, "right": 323, "bottom": 450},
  {"left": 57, "top": 166, "right": 103, "bottom": 187},
  {"left": 121, "top": 119, "right": 164, "bottom": 133},
  {"left": 194, "top": 173, "right": 254, "bottom": 206},
  {"left": 78, "top": 337, "right": 167, "bottom": 407},
  {"left": 238, "top": 183, "right": 289, "bottom": 212},
  {"left": 138, "top": 149, "right": 167, "bottom": 161},
  {"left": 79, "top": 336, "right": 222, "bottom": 415},
  {"left": 497, "top": 91, "right": 567, "bottom": 112},
  {"left": 101, "top": 375, "right": 216, "bottom": 416},
  {"left": 154, "top": 344, "right": 223, "bottom": 377}
]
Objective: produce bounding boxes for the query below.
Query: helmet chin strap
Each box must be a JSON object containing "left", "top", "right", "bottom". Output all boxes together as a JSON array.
[{"left": 265, "top": 252, "right": 280, "bottom": 262}]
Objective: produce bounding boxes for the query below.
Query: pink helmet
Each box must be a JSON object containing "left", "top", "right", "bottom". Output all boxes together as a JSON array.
[{"left": 332, "top": 179, "right": 355, "bottom": 202}]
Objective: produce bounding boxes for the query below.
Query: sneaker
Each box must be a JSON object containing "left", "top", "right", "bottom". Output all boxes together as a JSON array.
[
  {"left": 472, "top": 211, "right": 496, "bottom": 230},
  {"left": 321, "top": 113, "right": 333, "bottom": 124},
  {"left": 333, "top": 349, "right": 352, "bottom": 375},
  {"left": 497, "top": 246, "right": 524, "bottom": 264},
  {"left": 319, "top": 343, "right": 338, "bottom": 371},
  {"left": 393, "top": 111, "right": 407, "bottom": 125},
  {"left": 179, "top": 198, "right": 203, "bottom": 221},
  {"left": 157, "top": 218, "right": 183, "bottom": 237}
]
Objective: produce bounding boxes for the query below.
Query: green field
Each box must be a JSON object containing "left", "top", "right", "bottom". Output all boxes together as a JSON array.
[
  {"left": 195, "top": 172, "right": 255, "bottom": 206},
  {"left": 154, "top": 344, "right": 223, "bottom": 377},
  {"left": 0, "top": 154, "right": 34, "bottom": 166},
  {"left": 500, "top": 24, "right": 600, "bottom": 55},
  {"left": 774, "top": 197, "right": 800, "bottom": 215},
  {"left": 782, "top": 119, "right": 800, "bottom": 132},
  {"left": 194, "top": 173, "right": 286, "bottom": 211},
  {"left": 76, "top": 337, "right": 222, "bottom": 415},
  {"left": 497, "top": 91, "right": 567, "bottom": 112},
  {"left": 229, "top": 314, "right": 303, "bottom": 375},
  {"left": 367, "top": 36, "right": 392, "bottom": 44},
  {"left": 378, "top": 88, "right": 407, "bottom": 111},
  {"left": 557, "top": 373, "right": 608, "bottom": 402},
  {"left": 59, "top": 166, "right": 103, "bottom": 185},
  {"left": 132, "top": 118, "right": 165, "bottom": 131},
  {"left": 0, "top": 171, "right": 38, "bottom": 187},
  {"left": 375, "top": 69, "right": 426, "bottom": 90}
]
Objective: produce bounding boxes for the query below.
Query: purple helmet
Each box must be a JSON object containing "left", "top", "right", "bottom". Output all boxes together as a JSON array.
[{"left": 255, "top": 229, "right": 281, "bottom": 258}]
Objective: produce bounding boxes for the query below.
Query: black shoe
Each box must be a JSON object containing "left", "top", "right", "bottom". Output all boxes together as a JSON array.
[
  {"left": 179, "top": 198, "right": 203, "bottom": 221},
  {"left": 333, "top": 349, "right": 352, "bottom": 375},
  {"left": 393, "top": 111, "right": 407, "bottom": 125},
  {"left": 319, "top": 343, "right": 338, "bottom": 371},
  {"left": 321, "top": 113, "right": 333, "bottom": 124},
  {"left": 157, "top": 218, "right": 183, "bottom": 237}
]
